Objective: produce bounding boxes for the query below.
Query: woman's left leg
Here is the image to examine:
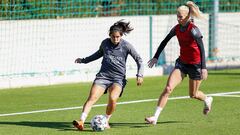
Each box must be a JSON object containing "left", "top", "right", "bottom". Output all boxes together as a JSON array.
[
  {"left": 105, "top": 83, "right": 122, "bottom": 128},
  {"left": 189, "top": 79, "right": 213, "bottom": 115},
  {"left": 189, "top": 79, "right": 206, "bottom": 100}
]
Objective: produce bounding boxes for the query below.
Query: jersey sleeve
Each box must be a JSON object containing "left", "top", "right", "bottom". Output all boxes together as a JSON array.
[
  {"left": 191, "top": 27, "right": 206, "bottom": 69},
  {"left": 127, "top": 43, "right": 144, "bottom": 77},
  {"left": 153, "top": 26, "right": 176, "bottom": 59},
  {"left": 81, "top": 43, "right": 104, "bottom": 63}
]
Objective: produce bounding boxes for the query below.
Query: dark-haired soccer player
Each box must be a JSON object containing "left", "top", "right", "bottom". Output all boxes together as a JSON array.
[{"left": 73, "top": 20, "right": 144, "bottom": 130}]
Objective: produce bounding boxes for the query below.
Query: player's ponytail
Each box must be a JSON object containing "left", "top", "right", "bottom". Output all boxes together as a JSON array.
[
  {"left": 185, "top": 1, "right": 204, "bottom": 19},
  {"left": 109, "top": 19, "right": 133, "bottom": 36}
]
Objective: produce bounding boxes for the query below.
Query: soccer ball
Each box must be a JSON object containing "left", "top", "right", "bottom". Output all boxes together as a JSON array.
[{"left": 90, "top": 115, "right": 107, "bottom": 131}]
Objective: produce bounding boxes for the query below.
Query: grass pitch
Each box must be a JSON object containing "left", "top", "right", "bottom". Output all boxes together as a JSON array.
[{"left": 0, "top": 69, "right": 240, "bottom": 135}]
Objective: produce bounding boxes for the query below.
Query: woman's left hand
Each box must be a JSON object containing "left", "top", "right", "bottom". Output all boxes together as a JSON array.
[
  {"left": 201, "top": 69, "right": 208, "bottom": 80},
  {"left": 136, "top": 77, "right": 143, "bottom": 86}
]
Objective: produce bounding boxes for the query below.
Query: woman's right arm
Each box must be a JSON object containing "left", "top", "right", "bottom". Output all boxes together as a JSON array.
[
  {"left": 148, "top": 27, "right": 176, "bottom": 68},
  {"left": 75, "top": 45, "right": 104, "bottom": 64}
]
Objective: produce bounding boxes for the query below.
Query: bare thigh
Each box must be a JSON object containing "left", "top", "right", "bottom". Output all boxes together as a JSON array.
[
  {"left": 87, "top": 84, "right": 106, "bottom": 101},
  {"left": 108, "top": 83, "right": 122, "bottom": 101},
  {"left": 165, "top": 68, "right": 185, "bottom": 91}
]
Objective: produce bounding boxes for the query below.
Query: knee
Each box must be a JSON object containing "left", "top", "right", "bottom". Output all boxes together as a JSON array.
[
  {"left": 109, "top": 96, "right": 118, "bottom": 104},
  {"left": 162, "top": 86, "right": 172, "bottom": 96},
  {"left": 88, "top": 95, "right": 98, "bottom": 102}
]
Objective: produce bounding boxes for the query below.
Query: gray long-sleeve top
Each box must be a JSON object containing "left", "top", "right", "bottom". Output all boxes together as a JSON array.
[{"left": 81, "top": 38, "right": 144, "bottom": 80}]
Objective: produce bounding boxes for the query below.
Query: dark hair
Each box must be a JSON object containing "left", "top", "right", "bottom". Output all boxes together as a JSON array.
[{"left": 109, "top": 19, "right": 133, "bottom": 36}]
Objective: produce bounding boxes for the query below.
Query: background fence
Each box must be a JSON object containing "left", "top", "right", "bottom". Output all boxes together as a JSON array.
[
  {"left": 0, "top": 0, "right": 240, "bottom": 19},
  {"left": 0, "top": 0, "right": 240, "bottom": 89}
]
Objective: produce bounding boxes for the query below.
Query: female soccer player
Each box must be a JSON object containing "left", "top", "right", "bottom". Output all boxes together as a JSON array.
[
  {"left": 73, "top": 20, "right": 144, "bottom": 130},
  {"left": 145, "top": 1, "right": 213, "bottom": 125}
]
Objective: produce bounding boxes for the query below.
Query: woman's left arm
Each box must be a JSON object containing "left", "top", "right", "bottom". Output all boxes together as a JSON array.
[
  {"left": 128, "top": 44, "right": 144, "bottom": 85},
  {"left": 191, "top": 27, "right": 208, "bottom": 80}
]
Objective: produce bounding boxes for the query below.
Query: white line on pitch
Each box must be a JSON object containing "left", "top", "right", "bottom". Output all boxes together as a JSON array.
[
  {"left": 0, "top": 91, "right": 239, "bottom": 117},
  {"left": 213, "top": 95, "right": 240, "bottom": 97},
  {"left": 207, "top": 91, "right": 240, "bottom": 96}
]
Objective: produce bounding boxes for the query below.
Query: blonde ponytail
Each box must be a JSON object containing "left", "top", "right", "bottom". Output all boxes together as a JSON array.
[{"left": 186, "top": 1, "right": 204, "bottom": 19}]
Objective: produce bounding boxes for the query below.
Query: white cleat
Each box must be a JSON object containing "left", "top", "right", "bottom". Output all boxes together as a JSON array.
[
  {"left": 145, "top": 116, "right": 157, "bottom": 125},
  {"left": 203, "top": 96, "right": 213, "bottom": 115}
]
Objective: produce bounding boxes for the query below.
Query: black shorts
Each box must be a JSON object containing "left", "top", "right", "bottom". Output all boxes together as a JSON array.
[
  {"left": 93, "top": 77, "right": 127, "bottom": 97},
  {"left": 175, "top": 58, "right": 202, "bottom": 80}
]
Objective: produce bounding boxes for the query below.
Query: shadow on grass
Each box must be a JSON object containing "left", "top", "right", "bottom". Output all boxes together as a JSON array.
[
  {"left": 0, "top": 121, "right": 92, "bottom": 132},
  {"left": 109, "top": 120, "right": 189, "bottom": 128},
  {"left": 0, "top": 120, "right": 189, "bottom": 131}
]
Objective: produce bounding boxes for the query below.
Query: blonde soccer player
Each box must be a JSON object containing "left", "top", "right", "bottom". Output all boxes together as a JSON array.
[{"left": 145, "top": 1, "right": 213, "bottom": 125}]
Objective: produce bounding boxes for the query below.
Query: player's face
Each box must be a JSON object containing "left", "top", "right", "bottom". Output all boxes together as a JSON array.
[
  {"left": 177, "top": 10, "right": 189, "bottom": 26},
  {"left": 110, "top": 31, "right": 122, "bottom": 45}
]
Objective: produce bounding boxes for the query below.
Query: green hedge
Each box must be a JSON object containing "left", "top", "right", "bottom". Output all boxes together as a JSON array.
[{"left": 0, "top": 0, "right": 239, "bottom": 20}]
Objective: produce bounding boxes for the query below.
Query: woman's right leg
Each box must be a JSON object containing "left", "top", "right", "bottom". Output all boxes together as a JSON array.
[
  {"left": 157, "top": 69, "right": 184, "bottom": 107},
  {"left": 145, "top": 69, "right": 185, "bottom": 124},
  {"left": 81, "top": 84, "right": 105, "bottom": 118},
  {"left": 73, "top": 84, "right": 105, "bottom": 130}
]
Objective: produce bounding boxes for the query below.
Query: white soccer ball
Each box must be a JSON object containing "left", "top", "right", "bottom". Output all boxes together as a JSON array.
[{"left": 90, "top": 115, "right": 107, "bottom": 131}]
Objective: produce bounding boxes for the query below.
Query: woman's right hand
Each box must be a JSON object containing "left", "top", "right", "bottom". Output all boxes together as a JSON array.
[
  {"left": 148, "top": 58, "right": 158, "bottom": 68},
  {"left": 75, "top": 58, "right": 83, "bottom": 64}
]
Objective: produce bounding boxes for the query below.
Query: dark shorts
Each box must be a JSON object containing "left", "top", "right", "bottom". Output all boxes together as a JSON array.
[
  {"left": 175, "top": 58, "right": 202, "bottom": 80},
  {"left": 93, "top": 77, "right": 127, "bottom": 97}
]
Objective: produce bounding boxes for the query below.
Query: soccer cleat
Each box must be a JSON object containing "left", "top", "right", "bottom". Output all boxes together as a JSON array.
[
  {"left": 72, "top": 120, "right": 84, "bottom": 131},
  {"left": 145, "top": 116, "right": 157, "bottom": 125},
  {"left": 203, "top": 96, "right": 213, "bottom": 115}
]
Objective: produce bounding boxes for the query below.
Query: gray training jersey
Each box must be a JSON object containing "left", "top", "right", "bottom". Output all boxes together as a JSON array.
[{"left": 81, "top": 38, "right": 144, "bottom": 80}]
